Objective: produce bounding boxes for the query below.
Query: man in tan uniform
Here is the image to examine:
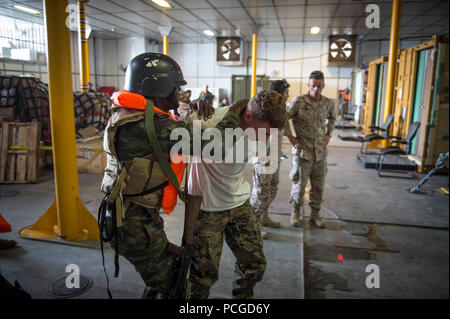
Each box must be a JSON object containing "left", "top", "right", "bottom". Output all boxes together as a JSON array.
[
  {"left": 251, "top": 79, "right": 290, "bottom": 239},
  {"left": 285, "top": 71, "right": 336, "bottom": 228}
]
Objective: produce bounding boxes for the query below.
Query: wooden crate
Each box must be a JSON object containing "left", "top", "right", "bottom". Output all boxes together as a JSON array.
[
  {"left": 76, "top": 136, "right": 106, "bottom": 174},
  {"left": 0, "top": 122, "right": 41, "bottom": 183}
]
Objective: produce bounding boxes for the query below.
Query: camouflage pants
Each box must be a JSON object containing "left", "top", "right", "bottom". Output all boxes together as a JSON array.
[
  {"left": 110, "top": 203, "right": 175, "bottom": 296},
  {"left": 289, "top": 155, "right": 327, "bottom": 211},
  {"left": 250, "top": 163, "right": 280, "bottom": 218},
  {"left": 189, "top": 199, "right": 266, "bottom": 299}
]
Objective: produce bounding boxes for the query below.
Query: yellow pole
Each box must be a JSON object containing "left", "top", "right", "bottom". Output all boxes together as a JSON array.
[
  {"left": 78, "top": 0, "right": 90, "bottom": 92},
  {"left": 382, "top": 0, "right": 402, "bottom": 146},
  {"left": 250, "top": 33, "right": 258, "bottom": 97},
  {"left": 19, "top": 0, "right": 99, "bottom": 243},
  {"left": 163, "top": 35, "right": 169, "bottom": 55}
]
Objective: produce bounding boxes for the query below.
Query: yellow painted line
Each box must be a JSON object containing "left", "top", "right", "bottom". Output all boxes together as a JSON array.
[{"left": 9, "top": 145, "right": 104, "bottom": 152}]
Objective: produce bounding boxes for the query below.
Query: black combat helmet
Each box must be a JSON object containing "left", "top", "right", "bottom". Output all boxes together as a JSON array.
[
  {"left": 269, "top": 79, "right": 290, "bottom": 95},
  {"left": 123, "top": 52, "right": 187, "bottom": 98}
]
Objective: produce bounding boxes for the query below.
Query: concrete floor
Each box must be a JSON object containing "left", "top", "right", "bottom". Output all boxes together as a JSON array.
[{"left": 0, "top": 132, "right": 448, "bottom": 299}]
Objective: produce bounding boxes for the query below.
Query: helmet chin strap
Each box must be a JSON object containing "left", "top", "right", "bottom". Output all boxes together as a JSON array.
[
  {"left": 167, "top": 87, "right": 180, "bottom": 116},
  {"left": 168, "top": 92, "right": 180, "bottom": 116}
]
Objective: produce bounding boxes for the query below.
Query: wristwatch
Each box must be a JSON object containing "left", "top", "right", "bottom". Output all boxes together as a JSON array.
[{"left": 327, "top": 132, "right": 333, "bottom": 137}]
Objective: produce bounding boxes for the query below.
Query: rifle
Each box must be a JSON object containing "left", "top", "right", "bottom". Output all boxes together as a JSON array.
[
  {"left": 168, "top": 194, "right": 202, "bottom": 299},
  {"left": 0, "top": 267, "right": 31, "bottom": 300},
  {"left": 410, "top": 152, "right": 449, "bottom": 194},
  {"left": 168, "top": 154, "right": 204, "bottom": 299}
]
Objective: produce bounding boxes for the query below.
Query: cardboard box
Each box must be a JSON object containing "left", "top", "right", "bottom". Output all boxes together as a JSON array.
[{"left": 76, "top": 135, "right": 106, "bottom": 174}]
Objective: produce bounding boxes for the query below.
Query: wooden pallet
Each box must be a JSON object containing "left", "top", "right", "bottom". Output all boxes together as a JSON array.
[{"left": 0, "top": 122, "right": 41, "bottom": 183}]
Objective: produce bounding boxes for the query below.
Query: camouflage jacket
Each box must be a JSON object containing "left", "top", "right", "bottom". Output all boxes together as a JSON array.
[
  {"left": 198, "top": 91, "right": 214, "bottom": 105},
  {"left": 285, "top": 94, "right": 336, "bottom": 162},
  {"left": 101, "top": 105, "right": 240, "bottom": 196},
  {"left": 179, "top": 91, "right": 191, "bottom": 104},
  {"left": 114, "top": 109, "right": 239, "bottom": 162}
]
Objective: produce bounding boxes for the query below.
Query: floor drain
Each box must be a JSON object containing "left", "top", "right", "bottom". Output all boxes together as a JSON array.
[
  {"left": 47, "top": 275, "right": 93, "bottom": 298},
  {"left": 0, "top": 190, "right": 21, "bottom": 198}
]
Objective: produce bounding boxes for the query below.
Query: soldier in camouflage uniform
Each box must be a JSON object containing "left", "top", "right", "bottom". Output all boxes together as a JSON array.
[
  {"left": 285, "top": 71, "right": 336, "bottom": 228},
  {"left": 100, "top": 53, "right": 246, "bottom": 299},
  {"left": 179, "top": 89, "right": 192, "bottom": 104},
  {"left": 198, "top": 84, "right": 215, "bottom": 106},
  {"left": 250, "top": 79, "right": 290, "bottom": 239},
  {"left": 189, "top": 90, "right": 287, "bottom": 299}
]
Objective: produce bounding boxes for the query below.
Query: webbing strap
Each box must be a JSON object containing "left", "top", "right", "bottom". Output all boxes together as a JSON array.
[
  {"left": 123, "top": 181, "right": 169, "bottom": 198},
  {"left": 144, "top": 100, "right": 183, "bottom": 197},
  {"left": 98, "top": 195, "right": 113, "bottom": 299}
]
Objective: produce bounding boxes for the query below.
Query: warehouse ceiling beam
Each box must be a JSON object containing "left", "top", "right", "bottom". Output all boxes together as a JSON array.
[
  {"left": 19, "top": 0, "right": 99, "bottom": 245},
  {"left": 78, "top": 0, "right": 90, "bottom": 92},
  {"left": 159, "top": 25, "right": 173, "bottom": 56},
  {"left": 250, "top": 24, "right": 263, "bottom": 98},
  {"left": 382, "top": 0, "right": 402, "bottom": 147}
]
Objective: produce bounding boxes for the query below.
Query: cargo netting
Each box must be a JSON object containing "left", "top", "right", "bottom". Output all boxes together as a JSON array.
[{"left": 0, "top": 76, "right": 111, "bottom": 144}]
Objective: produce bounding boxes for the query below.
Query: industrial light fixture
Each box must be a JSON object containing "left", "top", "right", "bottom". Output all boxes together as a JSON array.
[
  {"left": 12, "top": 4, "right": 41, "bottom": 15},
  {"left": 310, "top": 26, "right": 320, "bottom": 35},
  {"left": 151, "top": 0, "right": 171, "bottom": 8},
  {"left": 203, "top": 29, "right": 215, "bottom": 37}
]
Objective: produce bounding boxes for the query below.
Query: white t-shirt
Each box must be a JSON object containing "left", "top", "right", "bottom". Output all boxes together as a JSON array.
[{"left": 187, "top": 107, "right": 260, "bottom": 212}]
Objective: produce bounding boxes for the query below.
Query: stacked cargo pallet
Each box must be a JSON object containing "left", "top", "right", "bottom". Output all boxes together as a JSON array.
[
  {"left": 0, "top": 76, "right": 50, "bottom": 144},
  {"left": 0, "top": 76, "right": 111, "bottom": 145},
  {"left": 73, "top": 92, "right": 110, "bottom": 133}
]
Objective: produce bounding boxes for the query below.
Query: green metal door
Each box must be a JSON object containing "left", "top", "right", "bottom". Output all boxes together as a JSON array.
[
  {"left": 232, "top": 75, "right": 270, "bottom": 101},
  {"left": 411, "top": 49, "right": 427, "bottom": 154},
  {"left": 232, "top": 75, "right": 249, "bottom": 102}
]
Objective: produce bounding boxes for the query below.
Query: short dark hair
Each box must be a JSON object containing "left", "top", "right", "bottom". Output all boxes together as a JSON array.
[
  {"left": 247, "top": 90, "right": 287, "bottom": 129},
  {"left": 309, "top": 70, "right": 324, "bottom": 80},
  {"left": 269, "top": 79, "right": 289, "bottom": 95}
]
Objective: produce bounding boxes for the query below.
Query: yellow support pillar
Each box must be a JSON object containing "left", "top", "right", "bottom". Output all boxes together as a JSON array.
[
  {"left": 159, "top": 26, "right": 172, "bottom": 56},
  {"left": 249, "top": 24, "right": 262, "bottom": 97},
  {"left": 19, "top": 0, "right": 99, "bottom": 243},
  {"left": 78, "top": 0, "right": 90, "bottom": 92},
  {"left": 250, "top": 33, "right": 258, "bottom": 97},
  {"left": 382, "top": 0, "right": 402, "bottom": 147},
  {"left": 163, "top": 35, "right": 169, "bottom": 55}
]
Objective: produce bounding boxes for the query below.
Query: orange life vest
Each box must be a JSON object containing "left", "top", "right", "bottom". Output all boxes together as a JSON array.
[{"left": 112, "top": 90, "right": 185, "bottom": 214}]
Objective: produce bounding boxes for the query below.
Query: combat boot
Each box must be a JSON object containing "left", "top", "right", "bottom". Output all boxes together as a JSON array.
[
  {"left": 141, "top": 287, "right": 168, "bottom": 299},
  {"left": 262, "top": 210, "right": 281, "bottom": 228},
  {"left": 290, "top": 207, "right": 302, "bottom": 227},
  {"left": 0, "top": 239, "right": 17, "bottom": 250},
  {"left": 310, "top": 209, "right": 324, "bottom": 228}
]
